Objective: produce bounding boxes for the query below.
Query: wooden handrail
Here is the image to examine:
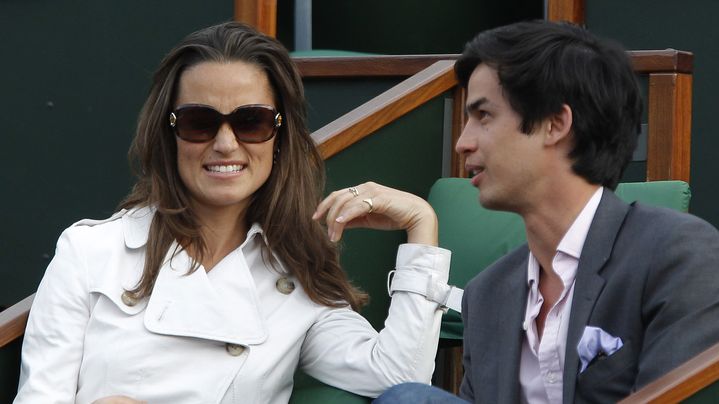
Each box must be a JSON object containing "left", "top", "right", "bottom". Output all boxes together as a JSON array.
[
  {"left": 0, "top": 293, "right": 34, "bottom": 348},
  {"left": 295, "top": 55, "right": 458, "bottom": 78},
  {"left": 620, "top": 340, "right": 719, "bottom": 403},
  {"left": 311, "top": 60, "right": 458, "bottom": 159},
  {"left": 294, "top": 51, "right": 692, "bottom": 79},
  {"left": 304, "top": 50, "right": 693, "bottom": 182},
  {"left": 630, "top": 49, "right": 693, "bottom": 74}
]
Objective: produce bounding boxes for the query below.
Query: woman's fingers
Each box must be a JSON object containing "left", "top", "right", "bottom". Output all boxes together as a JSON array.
[
  {"left": 314, "top": 182, "right": 437, "bottom": 245},
  {"left": 313, "top": 186, "right": 362, "bottom": 241}
]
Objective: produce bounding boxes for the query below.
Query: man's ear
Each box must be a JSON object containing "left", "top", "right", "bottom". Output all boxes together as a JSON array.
[{"left": 544, "top": 104, "right": 573, "bottom": 146}]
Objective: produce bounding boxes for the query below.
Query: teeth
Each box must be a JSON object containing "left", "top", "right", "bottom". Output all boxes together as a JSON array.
[{"left": 207, "top": 164, "right": 244, "bottom": 173}]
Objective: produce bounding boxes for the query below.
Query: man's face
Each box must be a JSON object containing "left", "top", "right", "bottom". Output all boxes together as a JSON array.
[{"left": 455, "top": 64, "right": 546, "bottom": 212}]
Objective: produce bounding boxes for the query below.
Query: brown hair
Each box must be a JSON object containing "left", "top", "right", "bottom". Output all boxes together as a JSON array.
[{"left": 120, "top": 22, "right": 367, "bottom": 310}]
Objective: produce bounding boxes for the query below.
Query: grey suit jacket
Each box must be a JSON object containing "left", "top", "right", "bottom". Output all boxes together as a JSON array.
[{"left": 459, "top": 190, "right": 719, "bottom": 403}]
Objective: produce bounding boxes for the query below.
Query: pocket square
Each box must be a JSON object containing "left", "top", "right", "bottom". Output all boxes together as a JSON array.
[{"left": 577, "top": 325, "right": 623, "bottom": 373}]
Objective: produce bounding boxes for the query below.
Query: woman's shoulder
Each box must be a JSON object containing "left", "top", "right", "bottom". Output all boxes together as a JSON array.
[{"left": 61, "top": 206, "right": 155, "bottom": 250}]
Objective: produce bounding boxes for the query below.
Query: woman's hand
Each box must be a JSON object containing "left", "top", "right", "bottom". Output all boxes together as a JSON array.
[
  {"left": 92, "top": 396, "right": 147, "bottom": 404},
  {"left": 313, "top": 182, "right": 438, "bottom": 245}
]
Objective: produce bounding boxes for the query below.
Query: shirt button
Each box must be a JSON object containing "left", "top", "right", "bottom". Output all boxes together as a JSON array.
[
  {"left": 276, "top": 277, "right": 295, "bottom": 294},
  {"left": 547, "top": 372, "right": 557, "bottom": 383},
  {"left": 121, "top": 291, "right": 138, "bottom": 307},
  {"left": 226, "top": 343, "right": 245, "bottom": 356}
]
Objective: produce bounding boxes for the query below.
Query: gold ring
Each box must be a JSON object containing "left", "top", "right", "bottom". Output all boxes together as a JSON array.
[
  {"left": 362, "top": 198, "right": 374, "bottom": 213},
  {"left": 348, "top": 187, "right": 359, "bottom": 197}
]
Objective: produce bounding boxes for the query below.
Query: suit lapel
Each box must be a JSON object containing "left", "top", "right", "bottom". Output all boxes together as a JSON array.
[
  {"left": 562, "top": 191, "right": 630, "bottom": 402},
  {"left": 494, "top": 249, "right": 529, "bottom": 403}
]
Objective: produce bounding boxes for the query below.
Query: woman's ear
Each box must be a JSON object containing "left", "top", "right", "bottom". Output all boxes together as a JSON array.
[{"left": 544, "top": 104, "right": 573, "bottom": 146}]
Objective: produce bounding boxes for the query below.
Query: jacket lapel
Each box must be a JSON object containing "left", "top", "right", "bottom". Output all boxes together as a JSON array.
[
  {"left": 562, "top": 191, "right": 630, "bottom": 402},
  {"left": 495, "top": 249, "right": 529, "bottom": 403},
  {"left": 120, "top": 206, "right": 269, "bottom": 346},
  {"left": 143, "top": 242, "right": 269, "bottom": 345}
]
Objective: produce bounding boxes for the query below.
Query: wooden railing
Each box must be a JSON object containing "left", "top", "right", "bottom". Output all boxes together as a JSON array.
[
  {"left": 621, "top": 341, "right": 719, "bottom": 403},
  {"left": 309, "top": 60, "right": 456, "bottom": 159},
  {"left": 0, "top": 294, "right": 33, "bottom": 348},
  {"left": 294, "top": 55, "right": 458, "bottom": 78},
  {"left": 300, "top": 50, "right": 693, "bottom": 183}
]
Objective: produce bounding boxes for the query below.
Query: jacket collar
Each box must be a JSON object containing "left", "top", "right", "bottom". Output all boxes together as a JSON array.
[
  {"left": 563, "top": 190, "right": 630, "bottom": 402},
  {"left": 143, "top": 243, "right": 269, "bottom": 345},
  {"left": 121, "top": 206, "right": 269, "bottom": 249},
  {"left": 122, "top": 206, "right": 154, "bottom": 249},
  {"left": 119, "top": 205, "right": 271, "bottom": 345}
]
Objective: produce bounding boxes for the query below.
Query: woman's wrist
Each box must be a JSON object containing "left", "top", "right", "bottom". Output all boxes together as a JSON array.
[{"left": 405, "top": 208, "right": 439, "bottom": 246}]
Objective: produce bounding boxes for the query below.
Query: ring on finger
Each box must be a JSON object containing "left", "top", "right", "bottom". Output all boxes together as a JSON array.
[
  {"left": 348, "top": 187, "right": 359, "bottom": 197},
  {"left": 362, "top": 198, "right": 374, "bottom": 213}
]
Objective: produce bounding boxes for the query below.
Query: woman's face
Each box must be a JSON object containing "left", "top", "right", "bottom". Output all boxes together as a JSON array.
[{"left": 174, "top": 61, "right": 277, "bottom": 217}]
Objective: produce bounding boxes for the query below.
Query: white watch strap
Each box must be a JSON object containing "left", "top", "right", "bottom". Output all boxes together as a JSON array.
[{"left": 387, "top": 270, "right": 464, "bottom": 313}]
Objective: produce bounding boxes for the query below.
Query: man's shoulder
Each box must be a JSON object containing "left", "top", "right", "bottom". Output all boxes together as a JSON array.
[{"left": 623, "top": 202, "right": 718, "bottom": 239}]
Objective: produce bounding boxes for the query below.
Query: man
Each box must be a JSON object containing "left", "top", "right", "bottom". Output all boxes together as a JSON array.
[{"left": 376, "top": 20, "right": 719, "bottom": 403}]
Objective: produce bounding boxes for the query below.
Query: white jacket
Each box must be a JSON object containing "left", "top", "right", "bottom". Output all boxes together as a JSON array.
[{"left": 15, "top": 207, "right": 452, "bottom": 404}]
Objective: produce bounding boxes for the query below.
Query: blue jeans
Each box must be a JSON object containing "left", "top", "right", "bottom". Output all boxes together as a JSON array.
[{"left": 373, "top": 383, "right": 470, "bottom": 404}]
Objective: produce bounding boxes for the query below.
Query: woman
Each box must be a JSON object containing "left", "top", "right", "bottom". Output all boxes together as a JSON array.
[{"left": 15, "top": 22, "right": 452, "bottom": 404}]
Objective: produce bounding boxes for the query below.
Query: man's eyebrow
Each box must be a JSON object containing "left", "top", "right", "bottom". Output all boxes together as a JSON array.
[{"left": 465, "top": 97, "right": 488, "bottom": 114}]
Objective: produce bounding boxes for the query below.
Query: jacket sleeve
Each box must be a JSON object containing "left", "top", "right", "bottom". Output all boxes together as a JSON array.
[
  {"left": 14, "top": 227, "right": 91, "bottom": 404},
  {"left": 298, "top": 244, "right": 451, "bottom": 398},
  {"left": 635, "top": 214, "right": 719, "bottom": 388}
]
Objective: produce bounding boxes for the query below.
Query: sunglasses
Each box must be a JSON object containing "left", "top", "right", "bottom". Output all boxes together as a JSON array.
[{"left": 169, "top": 104, "right": 283, "bottom": 144}]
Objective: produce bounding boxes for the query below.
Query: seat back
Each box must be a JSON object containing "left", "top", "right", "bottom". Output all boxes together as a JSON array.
[
  {"left": 289, "top": 370, "right": 370, "bottom": 403},
  {"left": 428, "top": 178, "right": 691, "bottom": 340}
]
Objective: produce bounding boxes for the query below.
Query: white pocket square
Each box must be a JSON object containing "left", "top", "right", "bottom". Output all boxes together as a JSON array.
[{"left": 577, "top": 325, "right": 623, "bottom": 373}]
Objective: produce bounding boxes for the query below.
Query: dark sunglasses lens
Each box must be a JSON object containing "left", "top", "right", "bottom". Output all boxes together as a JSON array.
[
  {"left": 174, "top": 107, "right": 221, "bottom": 142},
  {"left": 228, "top": 106, "right": 277, "bottom": 143}
]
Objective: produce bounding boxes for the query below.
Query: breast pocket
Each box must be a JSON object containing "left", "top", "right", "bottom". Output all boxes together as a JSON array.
[{"left": 576, "top": 341, "right": 637, "bottom": 402}]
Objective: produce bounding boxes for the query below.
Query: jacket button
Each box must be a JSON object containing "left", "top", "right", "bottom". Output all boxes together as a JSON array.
[
  {"left": 121, "top": 291, "right": 138, "bottom": 307},
  {"left": 226, "top": 343, "right": 245, "bottom": 356},
  {"left": 276, "top": 277, "right": 295, "bottom": 294}
]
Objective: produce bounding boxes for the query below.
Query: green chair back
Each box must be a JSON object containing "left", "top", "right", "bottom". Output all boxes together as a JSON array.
[
  {"left": 428, "top": 178, "right": 691, "bottom": 340},
  {"left": 289, "top": 370, "right": 370, "bottom": 404}
]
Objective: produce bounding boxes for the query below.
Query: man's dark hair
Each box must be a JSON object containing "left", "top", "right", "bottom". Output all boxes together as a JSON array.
[{"left": 455, "top": 20, "right": 642, "bottom": 190}]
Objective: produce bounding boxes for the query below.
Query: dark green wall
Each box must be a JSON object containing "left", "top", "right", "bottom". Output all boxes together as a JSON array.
[
  {"left": 0, "top": 3, "right": 233, "bottom": 400},
  {"left": 0, "top": 2, "right": 233, "bottom": 306},
  {"left": 586, "top": 1, "right": 719, "bottom": 227},
  {"left": 310, "top": 0, "right": 542, "bottom": 54}
]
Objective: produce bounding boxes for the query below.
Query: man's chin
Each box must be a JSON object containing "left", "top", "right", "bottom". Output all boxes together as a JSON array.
[{"left": 479, "top": 192, "right": 516, "bottom": 213}]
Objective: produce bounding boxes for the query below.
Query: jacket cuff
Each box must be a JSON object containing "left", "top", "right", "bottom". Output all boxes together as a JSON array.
[{"left": 389, "top": 244, "right": 462, "bottom": 312}]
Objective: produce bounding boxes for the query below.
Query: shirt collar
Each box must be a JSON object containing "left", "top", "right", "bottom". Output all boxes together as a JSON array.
[
  {"left": 526, "top": 186, "right": 604, "bottom": 286},
  {"left": 556, "top": 187, "right": 604, "bottom": 259}
]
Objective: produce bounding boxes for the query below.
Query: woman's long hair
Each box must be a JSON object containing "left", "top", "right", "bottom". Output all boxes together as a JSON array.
[{"left": 120, "top": 22, "right": 367, "bottom": 310}]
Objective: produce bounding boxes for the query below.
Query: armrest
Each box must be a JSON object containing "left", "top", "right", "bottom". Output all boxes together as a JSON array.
[
  {"left": 0, "top": 294, "right": 34, "bottom": 348},
  {"left": 619, "top": 340, "right": 719, "bottom": 403}
]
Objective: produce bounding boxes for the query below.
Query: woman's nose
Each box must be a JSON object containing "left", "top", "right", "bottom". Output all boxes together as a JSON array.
[{"left": 213, "top": 123, "right": 240, "bottom": 153}]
